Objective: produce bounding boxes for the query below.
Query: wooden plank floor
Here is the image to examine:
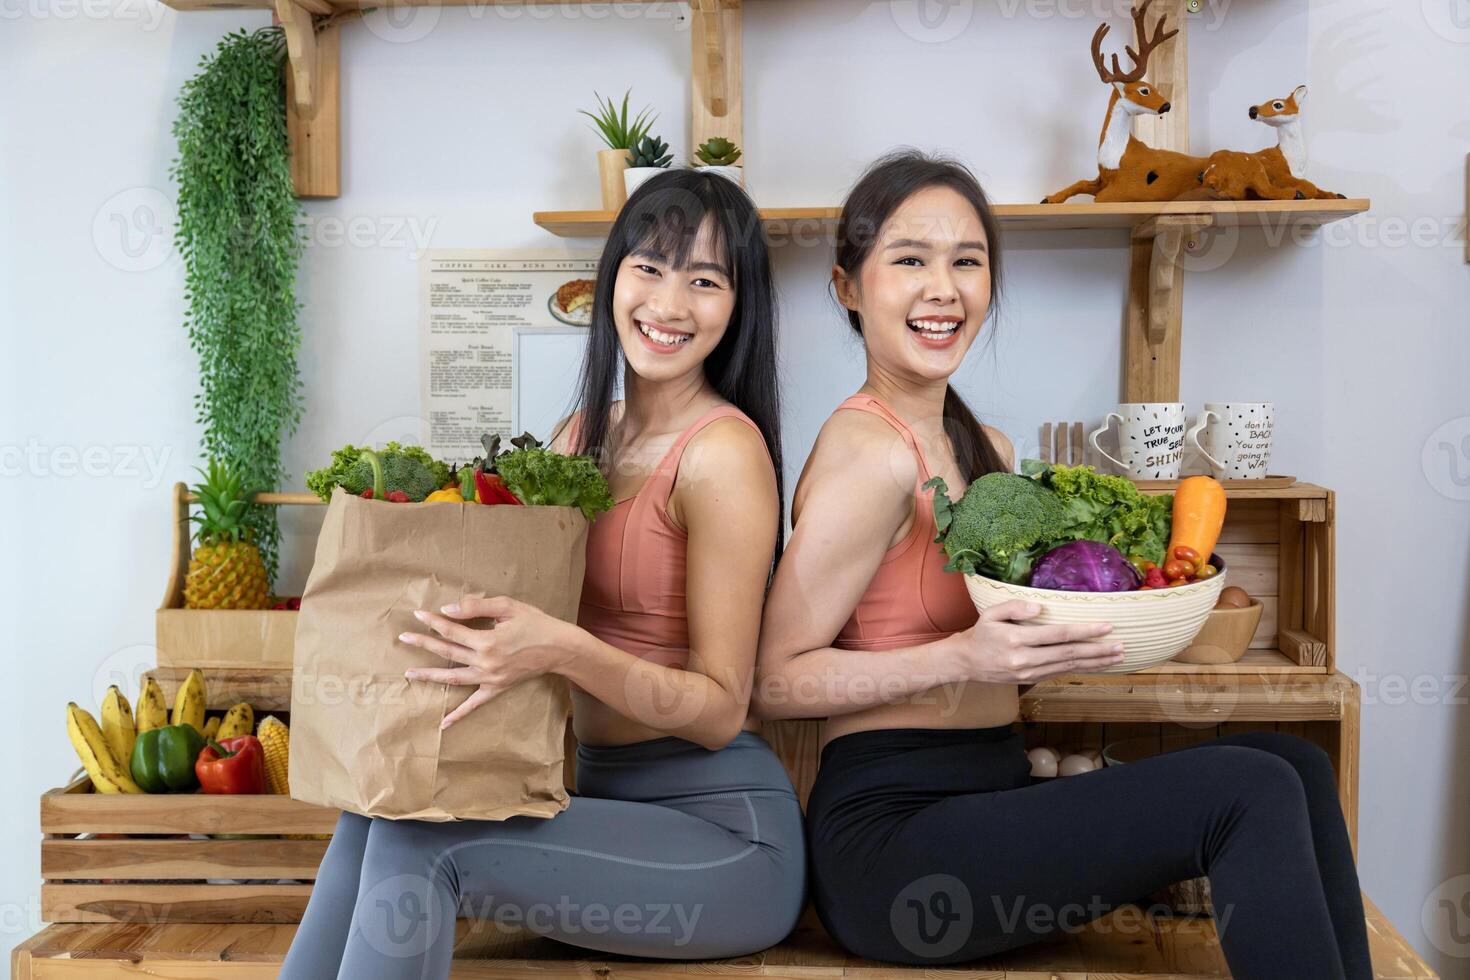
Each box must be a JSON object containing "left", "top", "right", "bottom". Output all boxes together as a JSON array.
[{"left": 11, "top": 894, "right": 1436, "bottom": 979}]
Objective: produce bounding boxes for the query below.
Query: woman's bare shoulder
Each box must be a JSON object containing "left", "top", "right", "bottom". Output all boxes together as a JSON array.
[
  {"left": 982, "top": 423, "right": 1016, "bottom": 472},
  {"left": 792, "top": 406, "right": 917, "bottom": 523},
  {"left": 677, "top": 412, "right": 773, "bottom": 490}
]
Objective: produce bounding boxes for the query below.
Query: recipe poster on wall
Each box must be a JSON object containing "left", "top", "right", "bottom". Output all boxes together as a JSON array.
[{"left": 419, "top": 249, "right": 599, "bottom": 460}]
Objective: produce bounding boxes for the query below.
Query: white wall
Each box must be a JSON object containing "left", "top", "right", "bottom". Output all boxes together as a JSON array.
[{"left": 3, "top": 1, "right": 1468, "bottom": 975}]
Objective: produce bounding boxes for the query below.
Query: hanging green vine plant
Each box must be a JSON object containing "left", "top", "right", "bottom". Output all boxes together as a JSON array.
[{"left": 171, "top": 26, "right": 305, "bottom": 584}]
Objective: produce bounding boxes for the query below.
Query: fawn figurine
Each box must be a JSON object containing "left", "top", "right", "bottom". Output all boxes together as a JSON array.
[
  {"left": 1042, "top": 0, "right": 1212, "bottom": 204},
  {"left": 1201, "top": 86, "right": 1346, "bottom": 200}
]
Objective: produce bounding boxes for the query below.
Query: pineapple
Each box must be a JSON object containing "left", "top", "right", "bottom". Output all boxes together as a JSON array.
[{"left": 183, "top": 460, "right": 270, "bottom": 610}]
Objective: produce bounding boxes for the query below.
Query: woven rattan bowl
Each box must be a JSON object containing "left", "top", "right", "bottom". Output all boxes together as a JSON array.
[{"left": 962, "top": 554, "right": 1227, "bottom": 673}]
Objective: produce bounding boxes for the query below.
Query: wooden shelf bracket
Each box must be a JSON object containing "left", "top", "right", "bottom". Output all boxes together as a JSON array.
[
  {"left": 690, "top": 0, "right": 742, "bottom": 160},
  {"left": 273, "top": 0, "right": 327, "bottom": 113},
  {"left": 1124, "top": 213, "right": 1212, "bottom": 402}
]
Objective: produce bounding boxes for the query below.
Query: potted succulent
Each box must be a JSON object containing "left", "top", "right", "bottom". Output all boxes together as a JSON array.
[
  {"left": 694, "top": 137, "right": 743, "bottom": 185},
  {"left": 579, "top": 89, "right": 656, "bottom": 211},
  {"left": 624, "top": 134, "right": 673, "bottom": 196}
]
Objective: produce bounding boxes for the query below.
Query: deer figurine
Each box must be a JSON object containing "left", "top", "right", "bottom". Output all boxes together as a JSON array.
[
  {"left": 1042, "top": 0, "right": 1212, "bottom": 204},
  {"left": 1201, "top": 86, "right": 1346, "bottom": 200}
]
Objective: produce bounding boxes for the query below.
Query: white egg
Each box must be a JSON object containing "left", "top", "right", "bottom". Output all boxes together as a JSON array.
[
  {"left": 1059, "top": 753, "right": 1099, "bottom": 776},
  {"left": 1027, "top": 746, "right": 1060, "bottom": 778},
  {"left": 1081, "top": 748, "right": 1103, "bottom": 765}
]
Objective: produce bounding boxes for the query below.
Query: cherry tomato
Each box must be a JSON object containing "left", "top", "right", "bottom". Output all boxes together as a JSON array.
[
  {"left": 1173, "top": 545, "right": 1201, "bottom": 566},
  {"left": 1195, "top": 564, "right": 1218, "bottom": 579},
  {"left": 1168, "top": 577, "right": 1190, "bottom": 588},
  {"left": 1163, "top": 560, "right": 1189, "bottom": 581},
  {"left": 1142, "top": 560, "right": 1157, "bottom": 571},
  {"left": 1138, "top": 585, "right": 1154, "bottom": 590}
]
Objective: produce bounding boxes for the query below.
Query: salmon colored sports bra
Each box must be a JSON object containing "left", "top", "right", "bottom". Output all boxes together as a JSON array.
[
  {"left": 571, "top": 403, "right": 775, "bottom": 670},
  {"left": 831, "top": 393, "right": 979, "bottom": 651}
]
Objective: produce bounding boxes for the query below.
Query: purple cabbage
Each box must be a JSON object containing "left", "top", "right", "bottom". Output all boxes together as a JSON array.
[{"left": 1028, "top": 540, "right": 1141, "bottom": 593}]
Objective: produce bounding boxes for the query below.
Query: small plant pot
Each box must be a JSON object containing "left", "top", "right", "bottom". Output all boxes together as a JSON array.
[
  {"left": 597, "top": 148, "right": 629, "bottom": 211},
  {"left": 1170, "top": 598, "right": 1264, "bottom": 664},
  {"left": 697, "top": 164, "right": 742, "bottom": 186},
  {"left": 624, "top": 167, "right": 666, "bottom": 197}
]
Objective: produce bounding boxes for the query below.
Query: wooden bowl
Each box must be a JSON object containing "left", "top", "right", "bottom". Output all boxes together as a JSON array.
[
  {"left": 962, "top": 554, "right": 1227, "bottom": 673},
  {"left": 1170, "top": 598, "right": 1264, "bottom": 664}
]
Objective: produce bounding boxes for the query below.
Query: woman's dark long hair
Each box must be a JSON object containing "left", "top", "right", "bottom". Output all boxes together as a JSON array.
[
  {"left": 835, "top": 148, "right": 1010, "bottom": 485},
  {"left": 560, "top": 167, "right": 786, "bottom": 563}
]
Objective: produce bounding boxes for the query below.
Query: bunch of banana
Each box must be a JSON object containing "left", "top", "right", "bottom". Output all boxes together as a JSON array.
[
  {"left": 100, "top": 685, "right": 136, "bottom": 769},
  {"left": 170, "top": 669, "right": 207, "bottom": 734},
  {"left": 216, "top": 701, "right": 254, "bottom": 739},
  {"left": 135, "top": 676, "right": 168, "bottom": 734},
  {"left": 66, "top": 699, "right": 143, "bottom": 794}
]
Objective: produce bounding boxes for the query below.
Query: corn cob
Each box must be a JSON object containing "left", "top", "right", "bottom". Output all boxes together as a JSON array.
[{"left": 256, "top": 715, "right": 290, "bottom": 795}]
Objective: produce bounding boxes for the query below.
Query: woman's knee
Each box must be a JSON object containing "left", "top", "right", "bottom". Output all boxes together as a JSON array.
[
  {"left": 1239, "top": 731, "right": 1335, "bottom": 779},
  {"left": 1193, "top": 745, "right": 1311, "bottom": 821},
  {"left": 358, "top": 818, "right": 462, "bottom": 895}
]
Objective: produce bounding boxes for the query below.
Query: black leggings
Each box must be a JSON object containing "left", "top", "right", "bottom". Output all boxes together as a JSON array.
[{"left": 805, "top": 725, "right": 1370, "bottom": 979}]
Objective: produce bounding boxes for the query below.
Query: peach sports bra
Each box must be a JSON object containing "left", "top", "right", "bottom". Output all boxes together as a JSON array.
[
  {"left": 831, "top": 393, "right": 979, "bottom": 651},
  {"left": 571, "top": 403, "right": 775, "bottom": 670}
]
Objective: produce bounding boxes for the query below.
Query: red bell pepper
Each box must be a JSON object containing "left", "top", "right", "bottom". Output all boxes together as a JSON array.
[
  {"left": 195, "top": 735, "right": 266, "bottom": 794},
  {"left": 474, "top": 468, "right": 523, "bottom": 506}
]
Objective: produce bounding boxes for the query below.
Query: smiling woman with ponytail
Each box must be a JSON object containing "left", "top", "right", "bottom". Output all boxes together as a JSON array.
[{"left": 751, "top": 148, "right": 1372, "bottom": 979}]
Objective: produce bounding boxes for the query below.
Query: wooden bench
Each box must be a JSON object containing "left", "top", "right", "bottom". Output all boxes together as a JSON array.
[
  {"left": 16, "top": 674, "right": 1439, "bottom": 978},
  {"left": 8, "top": 893, "right": 1436, "bottom": 978}
]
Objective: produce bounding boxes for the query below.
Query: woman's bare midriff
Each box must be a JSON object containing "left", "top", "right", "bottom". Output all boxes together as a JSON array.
[
  {"left": 818, "top": 682, "right": 1018, "bottom": 751},
  {"left": 571, "top": 687, "right": 761, "bottom": 748}
]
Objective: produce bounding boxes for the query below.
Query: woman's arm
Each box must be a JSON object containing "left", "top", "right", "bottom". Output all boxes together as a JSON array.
[
  {"left": 752, "top": 412, "right": 968, "bottom": 720},
  {"left": 551, "top": 416, "right": 779, "bottom": 750},
  {"left": 752, "top": 418, "right": 1117, "bottom": 721},
  {"left": 405, "top": 413, "right": 776, "bottom": 747}
]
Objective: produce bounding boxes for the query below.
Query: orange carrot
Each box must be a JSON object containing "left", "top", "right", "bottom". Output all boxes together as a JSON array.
[{"left": 1168, "top": 476, "right": 1227, "bottom": 564}]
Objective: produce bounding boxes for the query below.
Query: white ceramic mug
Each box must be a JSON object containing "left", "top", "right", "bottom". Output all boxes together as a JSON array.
[
  {"left": 1089, "top": 403, "right": 1207, "bottom": 479},
  {"left": 1187, "top": 402, "right": 1275, "bottom": 479}
]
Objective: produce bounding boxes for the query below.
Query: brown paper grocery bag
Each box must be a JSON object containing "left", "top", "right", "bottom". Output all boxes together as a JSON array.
[{"left": 289, "top": 487, "right": 587, "bottom": 821}]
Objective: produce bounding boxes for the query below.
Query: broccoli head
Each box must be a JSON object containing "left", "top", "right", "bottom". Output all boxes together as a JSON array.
[
  {"left": 924, "top": 472, "right": 1071, "bottom": 584},
  {"left": 305, "top": 442, "right": 450, "bottom": 502}
]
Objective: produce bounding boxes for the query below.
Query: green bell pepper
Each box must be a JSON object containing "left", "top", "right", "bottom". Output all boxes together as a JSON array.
[{"left": 130, "top": 723, "right": 206, "bottom": 793}]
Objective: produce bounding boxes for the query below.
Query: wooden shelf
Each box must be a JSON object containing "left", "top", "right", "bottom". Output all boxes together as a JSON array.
[
  {"left": 533, "top": 198, "right": 1369, "bottom": 239},
  {"left": 1021, "top": 668, "right": 1356, "bottom": 724}
]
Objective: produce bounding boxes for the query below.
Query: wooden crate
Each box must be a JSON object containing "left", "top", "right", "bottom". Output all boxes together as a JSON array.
[
  {"left": 156, "top": 484, "right": 322, "bottom": 671},
  {"left": 1132, "top": 481, "right": 1335, "bottom": 675},
  {"left": 40, "top": 770, "right": 340, "bottom": 925}
]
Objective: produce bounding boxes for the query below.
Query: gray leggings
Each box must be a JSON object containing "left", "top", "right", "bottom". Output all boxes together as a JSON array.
[{"left": 279, "top": 730, "right": 807, "bottom": 979}]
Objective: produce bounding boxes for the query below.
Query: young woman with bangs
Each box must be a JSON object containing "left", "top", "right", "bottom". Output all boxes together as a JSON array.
[{"left": 281, "top": 168, "right": 805, "bottom": 979}]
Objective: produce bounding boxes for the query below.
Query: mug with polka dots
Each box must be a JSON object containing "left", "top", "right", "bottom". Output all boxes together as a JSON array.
[
  {"left": 1187, "top": 402, "right": 1275, "bottom": 479},
  {"left": 1088, "top": 402, "right": 1200, "bottom": 479}
]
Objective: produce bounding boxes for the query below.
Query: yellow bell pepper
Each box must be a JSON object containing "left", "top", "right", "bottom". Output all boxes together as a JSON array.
[{"left": 423, "top": 487, "right": 465, "bottom": 503}]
